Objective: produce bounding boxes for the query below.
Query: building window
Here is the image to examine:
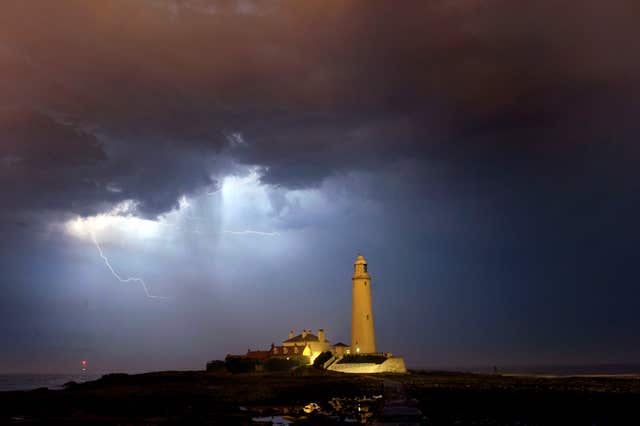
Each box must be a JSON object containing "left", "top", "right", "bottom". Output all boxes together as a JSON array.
[{"left": 366, "top": 314, "right": 369, "bottom": 320}]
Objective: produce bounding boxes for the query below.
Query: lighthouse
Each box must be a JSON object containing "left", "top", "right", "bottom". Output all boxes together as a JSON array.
[{"left": 351, "top": 254, "right": 376, "bottom": 354}]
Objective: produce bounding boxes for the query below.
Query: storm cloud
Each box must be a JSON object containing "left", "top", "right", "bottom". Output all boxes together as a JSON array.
[
  {"left": 1, "top": 0, "right": 638, "bottom": 217},
  {"left": 1, "top": 1, "right": 640, "bottom": 372}
]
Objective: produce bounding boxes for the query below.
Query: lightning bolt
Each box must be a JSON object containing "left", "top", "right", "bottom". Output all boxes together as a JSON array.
[
  {"left": 89, "top": 230, "right": 168, "bottom": 300},
  {"left": 222, "top": 229, "right": 280, "bottom": 237}
]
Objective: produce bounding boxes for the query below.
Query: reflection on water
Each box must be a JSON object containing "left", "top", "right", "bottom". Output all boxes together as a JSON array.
[
  {"left": 251, "top": 394, "right": 383, "bottom": 424},
  {"left": 252, "top": 415, "right": 295, "bottom": 425}
]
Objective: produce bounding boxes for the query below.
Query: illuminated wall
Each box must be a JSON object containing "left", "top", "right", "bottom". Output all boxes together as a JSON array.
[{"left": 351, "top": 255, "right": 376, "bottom": 354}]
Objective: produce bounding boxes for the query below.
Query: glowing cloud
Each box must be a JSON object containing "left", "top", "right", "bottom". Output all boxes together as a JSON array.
[{"left": 65, "top": 200, "right": 163, "bottom": 242}]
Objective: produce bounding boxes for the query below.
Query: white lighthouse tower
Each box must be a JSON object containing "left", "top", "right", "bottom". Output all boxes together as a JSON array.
[{"left": 351, "top": 254, "right": 376, "bottom": 354}]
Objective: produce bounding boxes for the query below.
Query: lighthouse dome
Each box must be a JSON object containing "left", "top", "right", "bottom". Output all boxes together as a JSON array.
[{"left": 354, "top": 254, "right": 367, "bottom": 264}]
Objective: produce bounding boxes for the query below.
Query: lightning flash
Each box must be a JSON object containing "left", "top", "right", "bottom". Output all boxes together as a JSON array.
[
  {"left": 90, "top": 230, "right": 167, "bottom": 300},
  {"left": 222, "top": 229, "right": 280, "bottom": 237}
]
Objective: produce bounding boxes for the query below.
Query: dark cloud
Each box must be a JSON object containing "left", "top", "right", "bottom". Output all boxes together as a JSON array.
[
  {"left": 0, "top": 109, "right": 105, "bottom": 168},
  {"left": 0, "top": 108, "right": 109, "bottom": 215},
  {"left": 1, "top": 1, "right": 640, "bottom": 371},
  {"left": 0, "top": 108, "right": 219, "bottom": 219},
  {"left": 1, "top": 0, "right": 639, "bottom": 212}
]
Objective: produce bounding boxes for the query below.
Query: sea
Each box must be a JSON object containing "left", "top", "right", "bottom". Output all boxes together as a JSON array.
[{"left": 0, "top": 373, "right": 103, "bottom": 392}]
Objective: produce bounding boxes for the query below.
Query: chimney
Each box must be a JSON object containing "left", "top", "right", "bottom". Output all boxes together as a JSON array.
[
  {"left": 302, "top": 329, "right": 308, "bottom": 339},
  {"left": 289, "top": 330, "right": 294, "bottom": 339},
  {"left": 318, "top": 329, "right": 325, "bottom": 342}
]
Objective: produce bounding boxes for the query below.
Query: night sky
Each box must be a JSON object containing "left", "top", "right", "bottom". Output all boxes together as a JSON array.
[{"left": 1, "top": 0, "right": 639, "bottom": 373}]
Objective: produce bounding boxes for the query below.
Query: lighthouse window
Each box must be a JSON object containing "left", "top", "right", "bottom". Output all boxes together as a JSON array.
[
  {"left": 364, "top": 281, "right": 367, "bottom": 286},
  {"left": 364, "top": 264, "right": 368, "bottom": 272},
  {"left": 366, "top": 314, "right": 369, "bottom": 320}
]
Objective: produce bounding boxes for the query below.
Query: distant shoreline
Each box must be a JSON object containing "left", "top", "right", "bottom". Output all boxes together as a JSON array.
[
  {"left": 500, "top": 373, "right": 640, "bottom": 379},
  {"left": 3, "top": 364, "right": 640, "bottom": 392},
  {"left": 411, "top": 363, "right": 640, "bottom": 376}
]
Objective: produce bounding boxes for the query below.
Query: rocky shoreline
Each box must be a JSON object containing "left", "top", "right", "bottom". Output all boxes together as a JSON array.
[{"left": 1, "top": 369, "right": 639, "bottom": 424}]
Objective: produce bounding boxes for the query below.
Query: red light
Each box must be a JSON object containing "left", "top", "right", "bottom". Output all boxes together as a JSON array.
[{"left": 81, "top": 360, "right": 87, "bottom": 366}]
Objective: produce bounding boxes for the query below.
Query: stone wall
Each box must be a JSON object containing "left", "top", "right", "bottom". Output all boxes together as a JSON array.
[{"left": 327, "top": 357, "right": 407, "bottom": 374}]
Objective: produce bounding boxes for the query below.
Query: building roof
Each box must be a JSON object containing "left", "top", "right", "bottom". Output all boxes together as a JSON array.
[
  {"left": 333, "top": 342, "right": 349, "bottom": 347},
  {"left": 283, "top": 333, "right": 319, "bottom": 343},
  {"left": 355, "top": 254, "right": 367, "bottom": 264},
  {"left": 245, "top": 350, "right": 272, "bottom": 361}
]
